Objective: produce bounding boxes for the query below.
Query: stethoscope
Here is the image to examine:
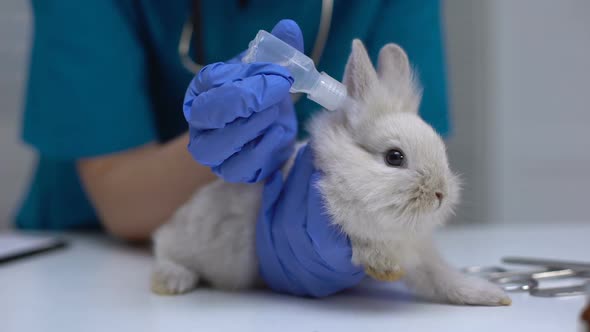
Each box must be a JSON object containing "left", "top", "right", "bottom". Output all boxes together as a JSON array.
[{"left": 178, "top": 0, "right": 334, "bottom": 74}]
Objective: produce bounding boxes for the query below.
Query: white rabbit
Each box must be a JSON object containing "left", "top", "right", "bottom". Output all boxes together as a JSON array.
[{"left": 151, "top": 40, "right": 511, "bottom": 306}]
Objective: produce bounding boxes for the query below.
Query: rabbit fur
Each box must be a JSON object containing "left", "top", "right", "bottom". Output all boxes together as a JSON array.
[{"left": 151, "top": 40, "right": 511, "bottom": 306}]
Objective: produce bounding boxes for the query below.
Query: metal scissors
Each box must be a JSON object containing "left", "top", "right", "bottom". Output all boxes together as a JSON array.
[{"left": 463, "top": 257, "right": 590, "bottom": 297}]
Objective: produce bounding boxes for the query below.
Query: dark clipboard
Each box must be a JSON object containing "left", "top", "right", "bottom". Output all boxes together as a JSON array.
[{"left": 0, "top": 233, "right": 68, "bottom": 264}]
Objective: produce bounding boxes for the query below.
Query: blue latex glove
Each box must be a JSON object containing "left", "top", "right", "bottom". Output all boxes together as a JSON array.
[
  {"left": 256, "top": 144, "right": 366, "bottom": 297},
  {"left": 183, "top": 20, "right": 302, "bottom": 183}
]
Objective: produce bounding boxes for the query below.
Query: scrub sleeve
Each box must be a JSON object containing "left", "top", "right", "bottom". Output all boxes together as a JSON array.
[{"left": 17, "top": 0, "right": 155, "bottom": 229}]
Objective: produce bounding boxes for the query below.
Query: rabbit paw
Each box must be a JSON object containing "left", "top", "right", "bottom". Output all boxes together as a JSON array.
[
  {"left": 151, "top": 259, "right": 198, "bottom": 296},
  {"left": 441, "top": 275, "right": 511, "bottom": 306},
  {"left": 365, "top": 266, "right": 405, "bottom": 282}
]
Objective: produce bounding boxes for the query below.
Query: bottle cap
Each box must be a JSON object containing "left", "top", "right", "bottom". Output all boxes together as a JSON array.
[{"left": 308, "top": 72, "right": 347, "bottom": 111}]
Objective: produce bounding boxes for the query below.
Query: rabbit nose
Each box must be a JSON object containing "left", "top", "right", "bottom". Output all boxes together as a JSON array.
[{"left": 435, "top": 192, "right": 444, "bottom": 204}]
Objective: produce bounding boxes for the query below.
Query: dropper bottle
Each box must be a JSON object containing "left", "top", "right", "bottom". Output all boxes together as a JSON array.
[{"left": 242, "top": 30, "right": 347, "bottom": 111}]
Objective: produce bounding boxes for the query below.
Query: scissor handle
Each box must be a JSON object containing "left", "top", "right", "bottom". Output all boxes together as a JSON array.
[
  {"left": 502, "top": 256, "right": 590, "bottom": 272},
  {"left": 529, "top": 284, "right": 587, "bottom": 297},
  {"left": 462, "top": 266, "right": 507, "bottom": 275},
  {"left": 489, "top": 275, "right": 539, "bottom": 292}
]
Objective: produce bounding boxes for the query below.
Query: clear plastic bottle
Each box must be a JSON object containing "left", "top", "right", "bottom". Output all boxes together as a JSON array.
[{"left": 243, "top": 30, "right": 347, "bottom": 111}]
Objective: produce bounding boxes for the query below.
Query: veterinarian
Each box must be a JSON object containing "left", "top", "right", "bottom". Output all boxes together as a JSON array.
[{"left": 18, "top": 1, "right": 449, "bottom": 296}]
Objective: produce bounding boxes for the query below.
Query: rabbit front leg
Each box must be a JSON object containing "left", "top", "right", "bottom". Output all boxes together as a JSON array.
[
  {"left": 352, "top": 239, "right": 405, "bottom": 282},
  {"left": 402, "top": 237, "right": 511, "bottom": 306}
]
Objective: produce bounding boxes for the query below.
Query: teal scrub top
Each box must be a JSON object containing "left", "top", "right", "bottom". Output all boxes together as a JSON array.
[{"left": 16, "top": 0, "right": 450, "bottom": 230}]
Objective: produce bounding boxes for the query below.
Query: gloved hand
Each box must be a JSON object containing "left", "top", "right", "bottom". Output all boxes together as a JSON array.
[
  {"left": 256, "top": 144, "right": 366, "bottom": 297},
  {"left": 183, "top": 19, "right": 302, "bottom": 183}
]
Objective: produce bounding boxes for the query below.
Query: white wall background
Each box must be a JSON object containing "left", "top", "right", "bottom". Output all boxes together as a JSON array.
[
  {"left": 444, "top": 0, "right": 590, "bottom": 224},
  {"left": 0, "top": 0, "right": 589, "bottom": 228},
  {"left": 0, "top": 0, "right": 33, "bottom": 229}
]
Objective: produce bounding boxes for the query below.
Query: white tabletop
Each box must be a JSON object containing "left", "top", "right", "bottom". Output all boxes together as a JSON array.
[{"left": 1, "top": 224, "right": 588, "bottom": 332}]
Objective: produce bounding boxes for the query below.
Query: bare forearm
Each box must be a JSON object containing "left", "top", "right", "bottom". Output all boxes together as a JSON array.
[{"left": 78, "top": 133, "right": 216, "bottom": 241}]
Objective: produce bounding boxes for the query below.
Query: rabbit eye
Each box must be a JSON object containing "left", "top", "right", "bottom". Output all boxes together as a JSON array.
[{"left": 385, "top": 149, "right": 405, "bottom": 167}]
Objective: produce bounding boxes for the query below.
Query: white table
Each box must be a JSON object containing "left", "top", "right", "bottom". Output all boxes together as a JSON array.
[{"left": 1, "top": 224, "right": 588, "bottom": 332}]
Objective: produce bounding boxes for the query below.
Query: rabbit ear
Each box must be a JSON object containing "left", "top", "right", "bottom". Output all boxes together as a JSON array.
[
  {"left": 343, "top": 39, "right": 378, "bottom": 102},
  {"left": 377, "top": 43, "right": 421, "bottom": 114},
  {"left": 377, "top": 43, "right": 411, "bottom": 85}
]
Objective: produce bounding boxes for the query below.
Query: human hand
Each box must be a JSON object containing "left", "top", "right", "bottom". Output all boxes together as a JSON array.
[
  {"left": 256, "top": 144, "right": 366, "bottom": 297},
  {"left": 183, "top": 20, "right": 303, "bottom": 183}
]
